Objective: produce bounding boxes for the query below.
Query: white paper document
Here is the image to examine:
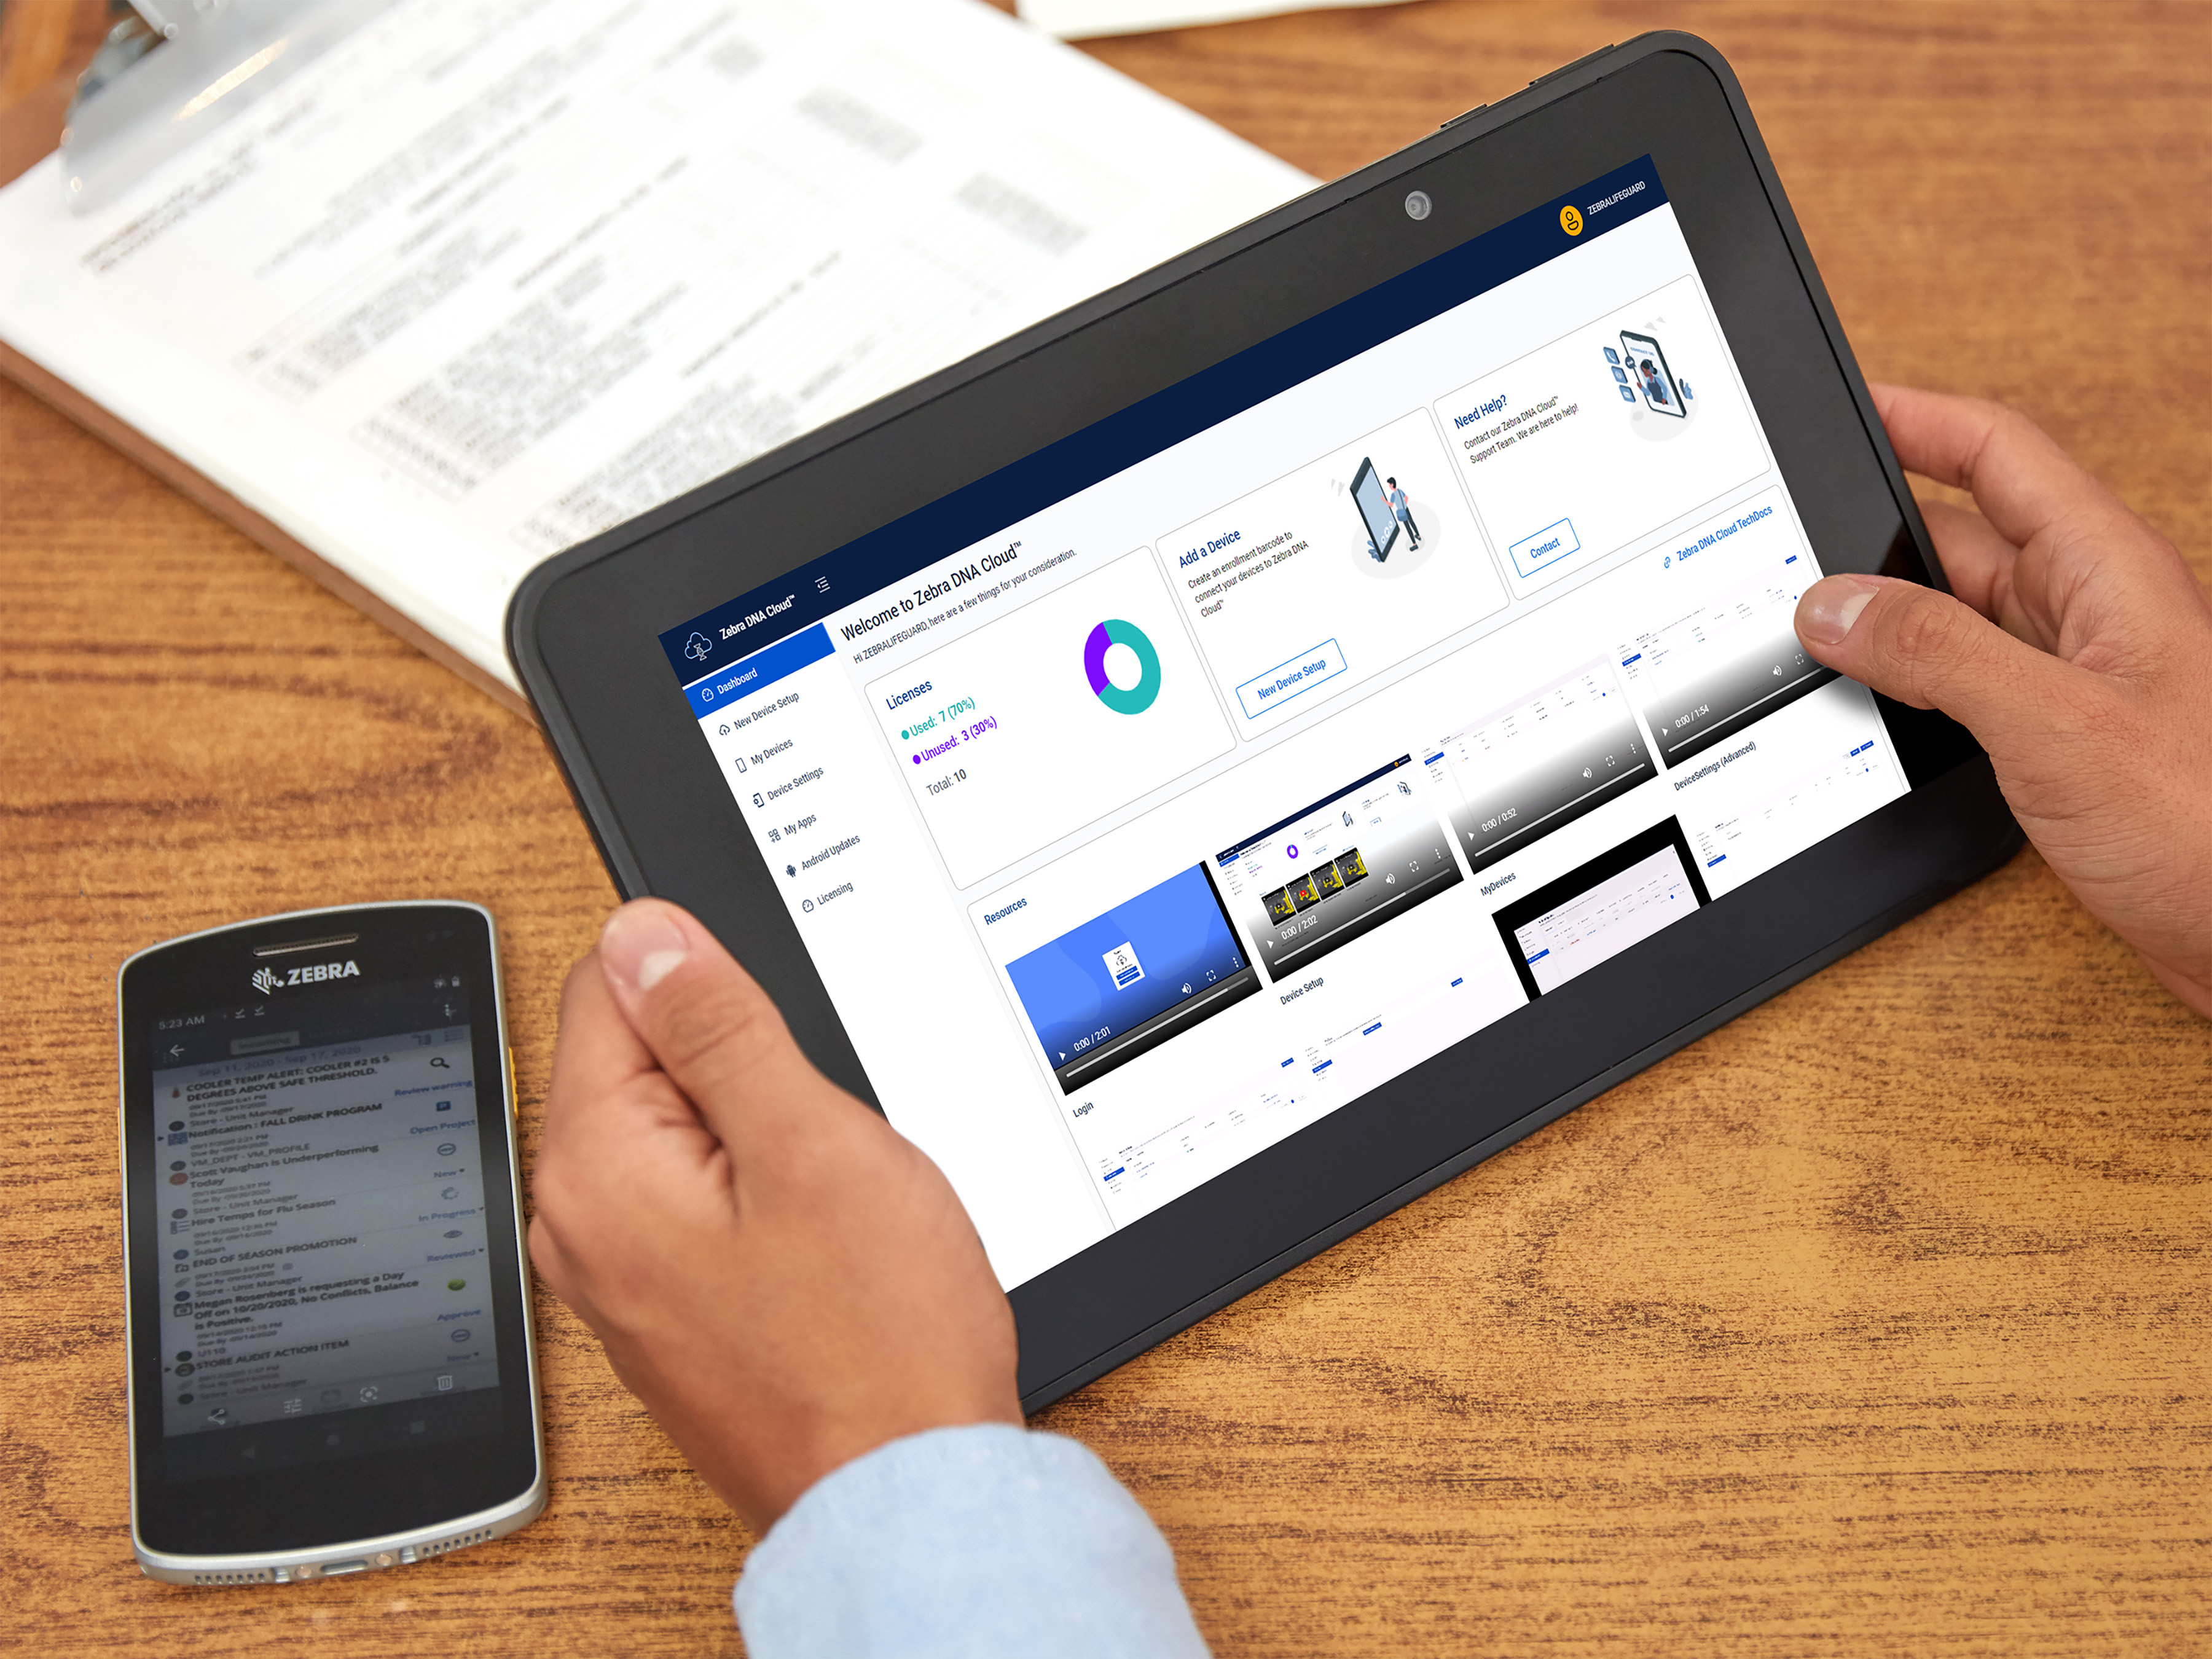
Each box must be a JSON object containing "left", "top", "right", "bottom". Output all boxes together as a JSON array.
[
  {"left": 0, "top": 0, "right": 1309, "bottom": 692},
  {"left": 1020, "top": 0, "right": 1413, "bottom": 41}
]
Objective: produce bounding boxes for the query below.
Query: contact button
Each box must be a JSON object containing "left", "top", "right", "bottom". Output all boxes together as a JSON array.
[
  {"left": 1508, "top": 517, "right": 1580, "bottom": 579},
  {"left": 1236, "top": 638, "right": 1347, "bottom": 720}
]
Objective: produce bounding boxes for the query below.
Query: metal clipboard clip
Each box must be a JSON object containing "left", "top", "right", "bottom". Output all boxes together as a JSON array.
[{"left": 61, "top": 0, "right": 398, "bottom": 214}]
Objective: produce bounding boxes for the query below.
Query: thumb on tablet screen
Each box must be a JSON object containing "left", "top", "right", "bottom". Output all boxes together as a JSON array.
[
  {"left": 596, "top": 898, "right": 855, "bottom": 1153},
  {"left": 1791, "top": 408, "right": 2212, "bottom": 1022},
  {"left": 1795, "top": 573, "right": 2077, "bottom": 754}
]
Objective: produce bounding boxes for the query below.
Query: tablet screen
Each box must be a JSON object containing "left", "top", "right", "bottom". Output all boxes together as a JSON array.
[{"left": 657, "top": 157, "right": 1907, "bottom": 1288}]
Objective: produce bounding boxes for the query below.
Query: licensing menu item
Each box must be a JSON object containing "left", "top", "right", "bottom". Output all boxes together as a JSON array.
[
  {"left": 1214, "top": 757, "right": 1462, "bottom": 980},
  {"left": 1004, "top": 864, "right": 1260, "bottom": 1092},
  {"left": 1426, "top": 661, "right": 1653, "bottom": 875},
  {"left": 154, "top": 1016, "right": 498, "bottom": 1437}
]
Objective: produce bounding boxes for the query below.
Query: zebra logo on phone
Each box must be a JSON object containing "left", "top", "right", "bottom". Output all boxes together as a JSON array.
[{"left": 249, "top": 961, "right": 359, "bottom": 994}]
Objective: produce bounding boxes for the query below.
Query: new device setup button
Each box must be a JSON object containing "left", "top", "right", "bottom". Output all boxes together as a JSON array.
[
  {"left": 1508, "top": 517, "right": 1581, "bottom": 579},
  {"left": 1235, "top": 638, "right": 1347, "bottom": 720}
]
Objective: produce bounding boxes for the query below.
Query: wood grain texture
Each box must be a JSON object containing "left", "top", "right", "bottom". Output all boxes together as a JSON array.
[
  {"left": 3, "top": 2, "right": 2208, "bottom": 1654},
  {"left": 0, "top": 0, "right": 112, "bottom": 184}
]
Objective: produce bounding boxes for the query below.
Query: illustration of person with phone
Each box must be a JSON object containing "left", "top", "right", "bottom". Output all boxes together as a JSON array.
[
  {"left": 1384, "top": 476, "right": 1421, "bottom": 549},
  {"left": 1622, "top": 329, "right": 1687, "bottom": 417}
]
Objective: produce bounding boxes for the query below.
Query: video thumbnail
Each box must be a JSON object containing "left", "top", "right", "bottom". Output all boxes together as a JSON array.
[
  {"left": 1214, "top": 756, "right": 1461, "bottom": 981},
  {"left": 1426, "top": 661, "right": 1654, "bottom": 877},
  {"left": 1492, "top": 817, "right": 1711, "bottom": 1000},
  {"left": 1618, "top": 557, "right": 1838, "bottom": 769},
  {"left": 1003, "top": 863, "right": 1260, "bottom": 1094}
]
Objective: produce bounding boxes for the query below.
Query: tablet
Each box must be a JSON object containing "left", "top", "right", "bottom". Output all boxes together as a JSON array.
[{"left": 511, "top": 33, "right": 2020, "bottom": 1410}]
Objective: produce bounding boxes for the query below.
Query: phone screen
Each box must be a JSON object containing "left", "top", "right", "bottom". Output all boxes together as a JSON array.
[
  {"left": 1620, "top": 331, "right": 1686, "bottom": 417},
  {"left": 1350, "top": 459, "right": 1400, "bottom": 557},
  {"left": 141, "top": 963, "right": 508, "bottom": 1483}
]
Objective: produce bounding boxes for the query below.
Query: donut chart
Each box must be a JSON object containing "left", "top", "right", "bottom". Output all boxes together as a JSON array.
[{"left": 1083, "top": 619, "right": 1163, "bottom": 715}]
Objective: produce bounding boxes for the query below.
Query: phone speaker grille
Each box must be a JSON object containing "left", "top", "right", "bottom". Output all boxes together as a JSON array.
[
  {"left": 420, "top": 1526, "right": 494, "bottom": 1558},
  {"left": 250, "top": 932, "right": 361, "bottom": 957},
  {"left": 192, "top": 1568, "right": 273, "bottom": 1585}
]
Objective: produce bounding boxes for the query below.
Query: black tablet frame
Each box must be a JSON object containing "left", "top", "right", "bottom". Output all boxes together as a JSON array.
[{"left": 509, "top": 33, "right": 2020, "bottom": 1411}]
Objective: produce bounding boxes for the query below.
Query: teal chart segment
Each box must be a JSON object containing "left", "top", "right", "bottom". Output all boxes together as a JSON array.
[{"left": 1084, "top": 619, "right": 1163, "bottom": 715}]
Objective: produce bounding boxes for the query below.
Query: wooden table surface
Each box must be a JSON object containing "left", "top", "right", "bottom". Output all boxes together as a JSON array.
[{"left": 4, "top": 2, "right": 2208, "bottom": 1653}]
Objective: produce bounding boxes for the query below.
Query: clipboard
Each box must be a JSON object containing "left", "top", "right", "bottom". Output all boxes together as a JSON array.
[
  {"left": 7, "top": 0, "right": 528, "bottom": 711},
  {"left": 1, "top": 335, "right": 528, "bottom": 713},
  {"left": 0, "top": 0, "right": 1311, "bottom": 720}
]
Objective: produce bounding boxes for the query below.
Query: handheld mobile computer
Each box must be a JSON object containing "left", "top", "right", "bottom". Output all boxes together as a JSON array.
[
  {"left": 118, "top": 903, "right": 543, "bottom": 1583},
  {"left": 509, "top": 34, "right": 2021, "bottom": 1411}
]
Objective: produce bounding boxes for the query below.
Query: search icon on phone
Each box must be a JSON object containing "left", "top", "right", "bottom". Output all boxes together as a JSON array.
[{"left": 429, "top": 1056, "right": 450, "bottom": 1069}]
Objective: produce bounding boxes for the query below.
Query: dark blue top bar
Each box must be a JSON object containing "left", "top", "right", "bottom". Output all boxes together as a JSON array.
[{"left": 664, "top": 157, "right": 1668, "bottom": 686}]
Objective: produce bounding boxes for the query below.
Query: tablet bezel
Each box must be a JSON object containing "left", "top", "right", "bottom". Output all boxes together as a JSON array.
[{"left": 509, "top": 33, "right": 2020, "bottom": 1410}]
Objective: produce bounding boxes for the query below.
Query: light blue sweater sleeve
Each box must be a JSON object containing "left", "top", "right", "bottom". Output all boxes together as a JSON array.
[{"left": 733, "top": 1423, "right": 1210, "bottom": 1658}]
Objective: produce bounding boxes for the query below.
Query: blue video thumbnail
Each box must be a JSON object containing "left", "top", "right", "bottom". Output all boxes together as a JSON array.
[{"left": 1005, "top": 864, "right": 1258, "bottom": 1092}]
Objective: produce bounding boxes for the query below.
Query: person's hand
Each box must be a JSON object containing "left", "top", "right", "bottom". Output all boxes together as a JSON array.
[
  {"left": 528, "top": 899, "right": 1022, "bottom": 1532},
  {"left": 1794, "top": 383, "right": 2212, "bottom": 1017}
]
